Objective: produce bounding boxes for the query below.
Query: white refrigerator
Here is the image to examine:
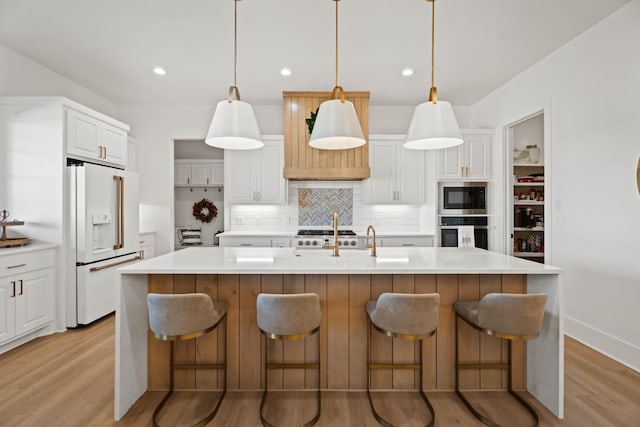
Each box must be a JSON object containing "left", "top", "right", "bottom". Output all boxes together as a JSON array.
[{"left": 67, "top": 162, "right": 140, "bottom": 327}]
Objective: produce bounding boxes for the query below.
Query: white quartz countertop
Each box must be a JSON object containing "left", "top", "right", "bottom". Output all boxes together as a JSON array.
[
  {"left": 119, "top": 247, "right": 561, "bottom": 275},
  {"left": 0, "top": 241, "right": 57, "bottom": 256}
]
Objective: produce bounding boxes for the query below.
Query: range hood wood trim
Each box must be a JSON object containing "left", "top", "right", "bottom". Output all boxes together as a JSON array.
[{"left": 283, "top": 91, "right": 370, "bottom": 181}]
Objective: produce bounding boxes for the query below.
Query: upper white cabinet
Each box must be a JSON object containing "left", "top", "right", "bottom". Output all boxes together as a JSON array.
[
  {"left": 438, "top": 130, "right": 493, "bottom": 181},
  {"left": 367, "top": 136, "right": 425, "bottom": 204},
  {"left": 65, "top": 107, "right": 128, "bottom": 167},
  {"left": 174, "top": 160, "right": 224, "bottom": 186},
  {"left": 225, "top": 137, "right": 286, "bottom": 204}
]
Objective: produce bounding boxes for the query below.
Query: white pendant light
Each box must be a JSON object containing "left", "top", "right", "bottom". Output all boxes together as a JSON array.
[
  {"left": 404, "top": 0, "right": 463, "bottom": 150},
  {"left": 205, "top": 0, "right": 263, "bottom": 150},
  {"left": 309, "top": 0, "right": 365, "bottom": 150}
]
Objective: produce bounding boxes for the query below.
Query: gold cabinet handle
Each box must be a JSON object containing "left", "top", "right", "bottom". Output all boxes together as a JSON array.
[{"left": 103, "top": 146, "right": 107, "bottom": 159}]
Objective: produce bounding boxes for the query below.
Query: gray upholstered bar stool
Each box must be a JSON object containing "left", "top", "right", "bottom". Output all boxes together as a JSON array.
[
  {"left": 366, "top": 292, "right": 440, "bottom": 427},
  {"left": 256, "top": 293, "right": 321, "bottom": 427},
  {"left": 454, "top": 293, "right": 547, "bottom": 427},
  {"left": 147, "top": 293, "right": 228, "bottom": 427}
]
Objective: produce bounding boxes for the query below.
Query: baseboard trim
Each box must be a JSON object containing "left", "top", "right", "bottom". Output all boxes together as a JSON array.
[{"left": 564, "top": 315, "right": 640, "bottom": 373}]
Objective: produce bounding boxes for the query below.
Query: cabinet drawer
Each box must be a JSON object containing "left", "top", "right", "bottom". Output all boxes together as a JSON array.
[
  {"left": 0, "top": 250, "right": 55, "bottom": 277},
  {"left": 379, "top": 237, "right": 434, "bottom": 247}
]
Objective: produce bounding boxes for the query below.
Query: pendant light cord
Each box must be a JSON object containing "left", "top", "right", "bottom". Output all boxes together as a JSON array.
[
  {"left": 234, "top": 0, "right": 238, "bottom": 89},
  {"left": 428, "top": 0, "right": 438, "bottom": 103},
  {"left": 430, "top": 0, "right": 435, "bottom": 90},
  {"left": 228, "top": 0, "right": 241, "bottom": 101},
  {"left": 335, "top": 0, "right": 339, "bottom": 88},
  {"left": 331, "top": 0, "right": 345, "bottom": 102}
]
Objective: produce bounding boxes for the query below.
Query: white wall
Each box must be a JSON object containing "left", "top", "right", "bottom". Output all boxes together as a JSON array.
[
  {"left": 0, "top": 43, "right": 121, "bottom": 210},
  {"left": 0, "top": 44, "right": 120, "bottom": 119},
  {"left": 471, "top": 0, "right": 640, "bottom": 371}
]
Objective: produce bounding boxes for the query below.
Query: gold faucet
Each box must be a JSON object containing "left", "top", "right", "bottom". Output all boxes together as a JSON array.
[
  {"left": 323, "top": 211, "right": 340, "bottom": 257},
  {"left": 366, "top": 225, "right": 377, "bottom": 257}
]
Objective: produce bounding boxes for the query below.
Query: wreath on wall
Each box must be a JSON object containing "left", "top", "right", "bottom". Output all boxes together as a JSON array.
[{"left": 192, "top": 198, "right": 218, "bottom": 223}]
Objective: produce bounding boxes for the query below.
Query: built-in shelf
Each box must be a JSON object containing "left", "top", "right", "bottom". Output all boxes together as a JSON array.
[
  {"left": 514, "top": 201, "right": 544, "bottom": 205},
  {"left": 510, "top": 113, "right": 546, "bottom": 264},
  {"left": 514, "top": 252, "right": 545, "bottom": 257},
  {"left": 514, "top": 182, "right": 545, "bottom": 186}
]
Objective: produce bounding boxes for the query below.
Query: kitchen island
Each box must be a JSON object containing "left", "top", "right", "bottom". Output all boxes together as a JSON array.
[{"left": 114, "top": 247, "right": 563, "bottom": 420}]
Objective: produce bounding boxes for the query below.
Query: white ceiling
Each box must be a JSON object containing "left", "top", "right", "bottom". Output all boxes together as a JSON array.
[{"left": 0, "top": 0, "right": 630, "bottom": 107}]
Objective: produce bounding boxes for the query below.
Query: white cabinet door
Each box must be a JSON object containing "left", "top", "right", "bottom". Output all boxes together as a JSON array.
[
  {"left": 465, "top": 134, "right": 490, "bottom": 180},
  {"left": 438, "top": 131, "right": 492, "bottom": 180},
  {"left": 66, "top": 108, "right": 100, "bottom": 160},
  {"left": 368, "top": 136, "right": 424, "bottom": 204},
  {"left": 226, "top": 150, "right": 256, "bottom": 203},
  {"left": 210, "top": 161, "right": 224, "bottom": 186},
  {"left": 0, "top": 278, "right": 16, "bottom": 345},
  {"left": 14, "top": 268, "right": 53, "bottom": 336},
  {"left": 65, "top": 108, "right": 128, "bottom": 167},
  {"left": 369, "top": 140, "right": 396, "bottom": 202},
  {"left": 191, "top": 163, "right": 211, "bottom": 185},
  {"left": 439, "top": 144, "right": 464, "bottom": 180},
  {"left": 102, "top": 124, "right": 127, "bottom": 166},
  {"left": 396, "top": 144, "right": 425, "bottom": 203},
  {"left": 257, "top": 140, "right": 286, "bottom": 203},
  {"left": 225, "top": 138, "right": 286, "bottom": 204},
  {"left": 175, "top": 163, "right": 191, "bottom": 185}
]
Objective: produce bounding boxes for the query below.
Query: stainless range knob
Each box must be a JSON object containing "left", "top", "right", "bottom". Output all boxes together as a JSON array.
[
  {"left": 305, "top": 241, "right": 310, "bottom": 246},
  {"left": 312, "top": 240, "right": 318, "bottom": 246},
  {"left": 298, "top": 241, "right": 303, "bottom": 246}
]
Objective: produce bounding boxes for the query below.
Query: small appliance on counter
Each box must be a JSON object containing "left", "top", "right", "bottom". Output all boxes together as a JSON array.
[{"left": 0, "top": 209, "right": 31, "bottom": 248}]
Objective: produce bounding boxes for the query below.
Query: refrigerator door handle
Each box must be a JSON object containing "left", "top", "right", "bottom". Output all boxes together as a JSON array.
[
  {"left": 113, "top": 175, "right": 124, "bottom": 249},
  {"left": 89, "top": 253, "right": 142, "bottom": 272}
]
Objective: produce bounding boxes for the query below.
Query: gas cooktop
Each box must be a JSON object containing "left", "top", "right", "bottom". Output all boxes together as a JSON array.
[{"left": 296, "top": 229, "right": 357, "bottom": 236}]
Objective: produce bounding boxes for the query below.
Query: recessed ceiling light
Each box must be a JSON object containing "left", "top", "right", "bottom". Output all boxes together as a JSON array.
[
  {"left": 280, "top": 68, "right": 292, "bottom": 77},
  {"left": 402, "top": 68, "right": 414, "bottom": 77},
  {"left": 153, "top": 67, "right": 167, "bottom": 76}
]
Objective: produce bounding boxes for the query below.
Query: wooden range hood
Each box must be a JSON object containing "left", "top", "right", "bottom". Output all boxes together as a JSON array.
[{"left": 283, "top": 91, "right": 370, "bottom": 180}]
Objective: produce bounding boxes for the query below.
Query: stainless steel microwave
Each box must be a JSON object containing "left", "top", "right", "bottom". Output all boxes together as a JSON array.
[{"left": 439, "top": 182, "right": 487, "bottom": 215}]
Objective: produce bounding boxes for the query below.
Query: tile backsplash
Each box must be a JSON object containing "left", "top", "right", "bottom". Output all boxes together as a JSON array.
[
  {"left": 229, "top": 181, "right": 433, "bottom": 233},
  {"left": 298, "top": 188, "right": 353, "bottom": 226}
]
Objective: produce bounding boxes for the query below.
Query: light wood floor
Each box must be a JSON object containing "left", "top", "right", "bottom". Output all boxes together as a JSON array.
[{"left": 1, "top": 314, "right": 638, "bottom": 426}]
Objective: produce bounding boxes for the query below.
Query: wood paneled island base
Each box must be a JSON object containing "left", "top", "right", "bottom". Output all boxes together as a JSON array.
[
  {"left": 115, "top": 247, "right": 562, "bottom": 421},
  {"left": 147, "top": 273, "right": 528, "bottom": 393}
]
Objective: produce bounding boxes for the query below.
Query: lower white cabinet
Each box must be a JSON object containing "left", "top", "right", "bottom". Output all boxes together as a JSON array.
[
  {"left": 219, "top": 236, "right": 292, "bottom": 248},
  {"left": 378, "top": 236, "right": 434, "bottom": 247},
  {"left": 139, "top": 232, "right": 156, "bottom": 259},
  {"left": 0, "top": 248, "right": 55, "bottom": 347}
]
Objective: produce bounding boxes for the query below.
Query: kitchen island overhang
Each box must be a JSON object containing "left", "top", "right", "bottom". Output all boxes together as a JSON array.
[{"left": 114, "top": 247, "right": 563, "bottom": 420}]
